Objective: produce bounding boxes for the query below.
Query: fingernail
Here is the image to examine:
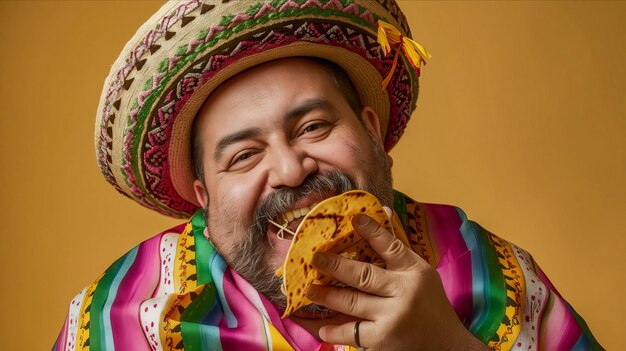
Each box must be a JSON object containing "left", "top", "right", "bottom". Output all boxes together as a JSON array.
[
  {"left": 355, "top": 214, "right": 371, "bottom": 226},
  {"left": 318, "top": 326, "right": 327, "bottom": 340},
  {"left": 382, "top": 206, "right": 393, "bottom": 219},
  {"left": 306, "top": 285, "right": 317, "bottom": 298}
]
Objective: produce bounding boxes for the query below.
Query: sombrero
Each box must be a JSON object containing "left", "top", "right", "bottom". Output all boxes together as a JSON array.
[{"left": 95, "top": 0, "right": 430, "bottom": 218}]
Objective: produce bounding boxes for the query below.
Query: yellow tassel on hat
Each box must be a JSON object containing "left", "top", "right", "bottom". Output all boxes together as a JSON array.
[{"left": 377, "top": 20, "right": 432, "bottom": 90}]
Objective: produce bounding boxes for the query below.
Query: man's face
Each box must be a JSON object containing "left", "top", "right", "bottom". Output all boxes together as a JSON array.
[{"left": 193, "top": 58, "right": 393, "bottom": 310}]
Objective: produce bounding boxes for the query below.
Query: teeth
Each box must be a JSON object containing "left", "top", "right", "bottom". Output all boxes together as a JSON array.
[
  {"left": 286, "top": 211, "right": 294, "bottom": 222},
  {"left": 279, "top": 203, "right": 317, "bottom": 223},
  {"left": 270, "top": 202, "right": 321, "bottom": 240},
  {"left": 298, "top": 206, "right": 309, "bottom": 218}
]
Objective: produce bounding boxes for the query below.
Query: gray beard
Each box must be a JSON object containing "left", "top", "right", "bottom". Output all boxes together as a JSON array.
[{"left": 205, "top": 135, "right": 393, "bottom": 314}]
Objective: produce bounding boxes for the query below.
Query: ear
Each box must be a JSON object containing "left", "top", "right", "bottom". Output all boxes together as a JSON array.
[
  {"left": 193, "top": 179, "right": 209, "bottom": 208},
  {"left": 386, "top": 153, "right": 394, "bottom": 168},
  {"left": 360, "top": 106, "right": 384, "bottom": 145},
  {"left": 360, "top": 106, "right": 394, "bottom": 168}
]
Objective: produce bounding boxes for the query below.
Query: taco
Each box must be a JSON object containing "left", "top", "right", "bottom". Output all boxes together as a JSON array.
[{"left": 276, "top": 190, "right": 408, "bottom": 318}]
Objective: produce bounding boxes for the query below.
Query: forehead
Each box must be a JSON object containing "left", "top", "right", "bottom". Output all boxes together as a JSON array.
[{"left": 195, "top": 58, "right": 347, "bottom": 143}]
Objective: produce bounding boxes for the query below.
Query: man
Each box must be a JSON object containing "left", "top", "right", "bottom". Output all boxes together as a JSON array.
[{"left": 55, "top": 1, "right": 602, "bottom": 350}]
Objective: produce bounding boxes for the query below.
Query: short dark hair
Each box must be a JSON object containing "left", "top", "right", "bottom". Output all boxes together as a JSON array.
[
  {"left": 191, "top": 58, "right": 363, "bottom": 184},
  {"left": 318, "top": 58, "right": 363, "bottom": 117}
]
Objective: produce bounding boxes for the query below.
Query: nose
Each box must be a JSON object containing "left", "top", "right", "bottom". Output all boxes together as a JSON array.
[{"left": 267, "top": 144, "right": 318, "bottom": 188}]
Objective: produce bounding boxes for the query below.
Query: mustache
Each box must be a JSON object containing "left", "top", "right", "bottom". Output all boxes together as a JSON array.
[
  {"left": 229, "top": 171, "right": 355, "bottom": 308},
  {"left": 249, "top": 171, "right": 355, "bottom": 242}
]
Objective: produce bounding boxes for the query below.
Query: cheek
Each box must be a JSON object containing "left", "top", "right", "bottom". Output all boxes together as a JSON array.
[
  {"left": 205, "top": 178, "right": 259, "bottom": 257},
  {"left": 207, "top": 173, "right": 266, "bottom": 227},
  {"left": 311, "top": 131, "right": 370, "bottom": 179}
]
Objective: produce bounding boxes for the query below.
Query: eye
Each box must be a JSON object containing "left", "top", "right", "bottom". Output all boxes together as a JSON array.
[
  {"left": 299, "top": 120, "right": 330, "bottom": 137},
  {"left": 231, "top": 150, "right": 257, "bottom": 166},
  {"left": 302, "top": 123, "right": 322, "bottom": 134}
]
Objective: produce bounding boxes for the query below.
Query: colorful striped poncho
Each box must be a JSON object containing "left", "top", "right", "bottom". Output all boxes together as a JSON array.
[{"left": 53, "top": 191, "right": 602, "bottom": 350}]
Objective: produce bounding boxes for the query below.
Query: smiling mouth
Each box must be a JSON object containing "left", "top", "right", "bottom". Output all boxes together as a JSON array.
[{"left": 268, "top": 201, "right": 321, "bottom": 240}]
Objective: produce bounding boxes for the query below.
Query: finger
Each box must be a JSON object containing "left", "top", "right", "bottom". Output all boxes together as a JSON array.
[
  {"left": 306, "top": 283, "right": 381, "bottom": 319},
  {"left": 311, "top": 251, "right": 395, "bottom": 296},
  {"left": 319, "top": 320, "right": 373, "bottom": 349},
  {"left": 353, "top": 214, "right": 424, "bottom": 271}
]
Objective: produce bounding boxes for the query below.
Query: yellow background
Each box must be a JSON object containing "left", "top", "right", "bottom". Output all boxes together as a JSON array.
[{"left": 0, "top": 1, "right": 623, "bottom": 349}]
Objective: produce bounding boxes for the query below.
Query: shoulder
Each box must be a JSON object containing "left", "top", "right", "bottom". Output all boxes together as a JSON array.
[
  {"left": 394, "top": 190, "right": 469, "bottom": 230},
  {"left": 393, "top": 191, "right": 603, "bottom": 349},
  {"left": 99, "top": 222, "right": 188, "bottom": 284},
  {"left": 54, "top": 222, "right": 189, "bottom": 351},
  {"left": 394, "top": 189, "right": 533, "bottom": 264},
  {"left": 77, "top": 221, "right": 189, "bottom": 304}
]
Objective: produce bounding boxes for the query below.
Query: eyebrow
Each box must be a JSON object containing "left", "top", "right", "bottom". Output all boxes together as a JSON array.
[
  {"left": 213, "top": 127, "right": 261, "bottom": 162},
  {"left": 282, "top": 98, "right": 336, "bottom": 124},
  {"left": 212, "top": 98, "right": 336, "bottom": 162}
]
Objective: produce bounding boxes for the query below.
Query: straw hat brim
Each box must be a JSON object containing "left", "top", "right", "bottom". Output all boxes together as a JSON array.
[{"left": 95, "top": 0, "right": 418, "bottom": 218}]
